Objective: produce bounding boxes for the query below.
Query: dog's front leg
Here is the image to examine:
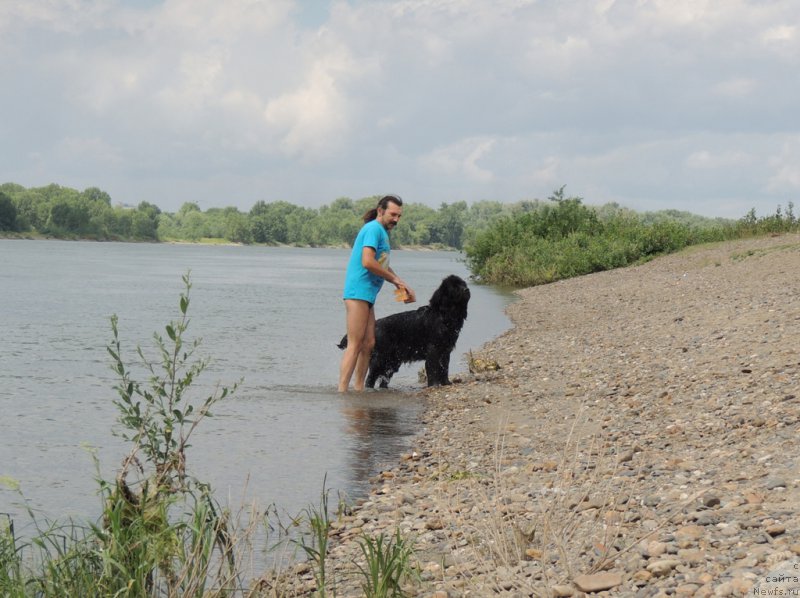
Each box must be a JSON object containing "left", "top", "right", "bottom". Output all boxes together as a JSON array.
[{"left": 425, "top": 351, "right": 451, "bottom": 386}]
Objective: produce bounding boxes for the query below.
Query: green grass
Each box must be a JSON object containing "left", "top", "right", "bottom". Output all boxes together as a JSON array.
[{"left": 355, "top": 529, "right": 418, "bottom": 598}]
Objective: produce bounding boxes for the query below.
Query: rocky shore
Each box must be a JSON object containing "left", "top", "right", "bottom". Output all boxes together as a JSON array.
[{"left": 264, "top": 234, "right": 800, "bottom": 597}]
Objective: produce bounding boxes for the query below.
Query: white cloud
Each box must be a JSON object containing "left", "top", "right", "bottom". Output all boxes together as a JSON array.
[
  {"left": 55, "top": 136, "right": 123, "bottom": 166},
  {"left": 154, "top": 48, "right": 227, "bottom": 120},
  {"left": 146, "top": 0, "right": 292, "bottom": 40},
  {"left": 0, "top": 0, "right": 109, "bottom": 34},
  {"left": 463, "top": 139, "right": 496, "bottom": 183},
  {"left": 421, "top": 137, "right": 498, "bottom": 183},
  {"left": 263, "top": 63, "right": 350, "bottom": 159},
  {"left": 762, "top": 24, "right": 796, "bottom": 43},
  {"left": 262, "top": 31, "right": 367, "bottom": 159},
  {"left": 3, "top": 0, "right": 800, "bottom": 217},
  {"left": 767, "top": 138, "right": 800, "bottom": 192},
  {"left": 527, "top": 156, "right": 560, "bottom": 187},
  {"left": 686, "top": 149, "right": 752, "bottom": 169},
  {"left": 646, "top": 0, "right": 722, "bottom": 25},
  {"left": 713, "top": 78, "right": 757, "bottom": 98}
]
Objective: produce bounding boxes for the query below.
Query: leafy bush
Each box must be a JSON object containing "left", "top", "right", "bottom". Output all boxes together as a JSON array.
[
  {"left": 464, "top": 189, "right": 800, "bottom": 288},
  {"left": 0, "top": 192, "right": 16, "bottom": 231}
]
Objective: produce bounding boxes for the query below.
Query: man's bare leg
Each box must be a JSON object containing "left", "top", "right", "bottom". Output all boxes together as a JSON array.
[
  {"left": 338, "top": 300, "right": 374, "bottom": 392},
  {"left": 352, "top": 310, "right": 376, "bottom": 391}
]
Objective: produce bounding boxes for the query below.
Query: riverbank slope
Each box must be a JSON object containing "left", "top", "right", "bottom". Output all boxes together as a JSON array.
[{"left": 268, "top": 234, "right": 800, "bottom": 597}]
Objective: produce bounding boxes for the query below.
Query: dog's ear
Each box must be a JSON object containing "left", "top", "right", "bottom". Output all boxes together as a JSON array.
[
  {"left": 428, "top": 276, "right": 451, "bottom": 309},
  {"left": 430, "top": 275, "right": 469, "bottom": 312}
]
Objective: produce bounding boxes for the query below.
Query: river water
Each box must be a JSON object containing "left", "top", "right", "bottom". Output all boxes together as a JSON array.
[{"left": 0, "top": 239, "right": 513, "bottom": 531}]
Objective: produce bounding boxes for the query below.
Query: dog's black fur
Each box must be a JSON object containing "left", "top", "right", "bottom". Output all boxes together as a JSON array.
[{"left": 338, "top": 274, "right": 470, "bottom": 388}]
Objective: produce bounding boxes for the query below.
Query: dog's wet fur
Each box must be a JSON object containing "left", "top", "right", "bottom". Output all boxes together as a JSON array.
[{"left": 338, "top": 274, "right": 470, "bottom": 388}]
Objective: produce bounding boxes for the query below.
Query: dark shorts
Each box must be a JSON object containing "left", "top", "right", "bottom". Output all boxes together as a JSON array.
[{"left": 343, "top": 297, "right": 374, "bottom": 308}]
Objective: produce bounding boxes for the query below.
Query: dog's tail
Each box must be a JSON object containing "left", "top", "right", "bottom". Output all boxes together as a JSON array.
[{"left": 337, "top": 335, "right": 347, "bottom": 350}]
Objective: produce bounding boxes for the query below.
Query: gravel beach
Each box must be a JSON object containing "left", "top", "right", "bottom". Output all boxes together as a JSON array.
[{"left": 263, "top": 234, "right": 800, "bottom": 597}]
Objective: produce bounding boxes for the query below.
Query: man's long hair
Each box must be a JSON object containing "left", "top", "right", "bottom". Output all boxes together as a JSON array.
[{"left": 363, "top": 195, "right": 403, "bottom": 223}]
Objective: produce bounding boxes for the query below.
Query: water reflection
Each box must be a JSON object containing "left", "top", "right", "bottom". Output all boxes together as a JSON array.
[{"left": 340, "top": 391, "right": 424, "bottom": 496}]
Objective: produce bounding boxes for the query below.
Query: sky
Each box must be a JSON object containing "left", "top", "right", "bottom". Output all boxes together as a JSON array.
[{"left": 1, "top": 0, "right": 799, "bottom": 218}]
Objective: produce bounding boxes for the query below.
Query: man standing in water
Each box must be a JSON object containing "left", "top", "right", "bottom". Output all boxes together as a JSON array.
[{"left": 338, "top": 195, "right": 416, "bottom": 392}]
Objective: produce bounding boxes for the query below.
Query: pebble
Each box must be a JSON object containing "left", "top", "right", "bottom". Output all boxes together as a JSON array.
[
  {"left": 647, "top": 559, "right": 682, "bottom": 576},
  {"left": 573, "top": 572, "right": 623, "bottom": 592}
]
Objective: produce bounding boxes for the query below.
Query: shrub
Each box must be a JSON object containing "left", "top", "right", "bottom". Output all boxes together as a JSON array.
[{"left": 464, "top": 188, "right": 800, "bottom": 288}]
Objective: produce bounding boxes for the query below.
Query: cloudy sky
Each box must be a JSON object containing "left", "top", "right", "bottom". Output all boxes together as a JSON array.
[{"left": 1, "top": 0, "right": 798, "bottom": 218}]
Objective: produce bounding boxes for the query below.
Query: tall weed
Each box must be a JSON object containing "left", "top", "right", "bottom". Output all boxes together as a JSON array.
[{"left": 294, "top": 480, "right": 335, "bottom": 597}]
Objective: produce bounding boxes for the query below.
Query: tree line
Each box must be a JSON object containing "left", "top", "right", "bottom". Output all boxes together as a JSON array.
[
  {"left": 0, "top": 182, "right": 490, "bottom": 248},
  {"left": 0, "top": 181, "right": 740, "bottom": 250},
  {"left": 2, "top": 182, "right": 796, "bottom": 287}
]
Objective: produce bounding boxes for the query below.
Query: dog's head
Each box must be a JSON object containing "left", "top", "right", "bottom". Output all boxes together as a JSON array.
[{"left": 429, "top": 275, "right": 470, "bottom": 320}]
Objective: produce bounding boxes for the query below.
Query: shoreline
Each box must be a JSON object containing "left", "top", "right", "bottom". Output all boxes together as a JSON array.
[
  {"left": 0, "top": 233, "right": 454, "bottom": 252},
  {"left": 266, "top": 233, "right": 800, "bottom": 596}
]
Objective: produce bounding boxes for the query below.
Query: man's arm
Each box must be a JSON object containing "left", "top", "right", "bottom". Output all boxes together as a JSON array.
[{"left": 361, "top": 247, "right": 416, "bottom": 302}]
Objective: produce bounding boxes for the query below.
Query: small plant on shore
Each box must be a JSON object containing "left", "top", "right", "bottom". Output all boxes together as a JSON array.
[
  {"left": 108, "top": 272, "right": 238, "bottom": 491},
  {"left": 293, "top": 478, "right": 336, "bottom": 597},
  {"left": 354, "top": 528, "right": 418, "bottom": 598}
]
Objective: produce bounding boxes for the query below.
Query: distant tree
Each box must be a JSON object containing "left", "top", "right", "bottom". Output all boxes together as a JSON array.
[
  {"left": 0, "top": 191, "right": 16, "bottom": 230},
  {"left": 286, "top": 207, "right": 317, "bottom": 245},
  {"left": 202, "top": 208, "right": 228, "bottom": 239},
  {"left": 11, "top": 190, "right": 44, "bottom": 231},
  {"left": 316, "top": 198, "right": 362, "bottom": 246},
  {"left": 156, "top": 212, "right": 179, "bottom": 240},
  {"left": 109, "top": 207, "right": 133, "bottom": 238},
  {"left": 429, "top": 201, "right": 467, "bottom": 248},
  {"left": 392, "top": 203, "right": 438, "bottom": 246},
  {"left": 130, "top": 201, "right": 161, "bottom": 240},
  {"left": 222, "top": 208, "right": 251, "bottom": 243},
  {"left": 511, "top": 199, "right": 543, "bottom": 214},
  {"left": 0, "top": 182, "right": 25, "bottom": 195},
  {"left": 172, "top": 202, "right": 208, "bottom": 240},
  {"left": 82, "top": 186, "right": 112, "bottom": 205},
  {"left": 178, "top": 202, "right": 200, "bottom": 214},
  {"left": 329, "top": 197, "right": 357, "bottom": 213},
  {"left": 250, "top": 200, "right": 294, "bottom": 243},
  {"left": 181, "top": 211, "right": 208, "bottom": 241},
  {"left": 46, "top": 197, "right": 90, "bottom": 234},
  {"left": 353, "top": 196, "right": 387, "bottom": 221},
  {"left": 137, "top": 201, "right": 161, "bottom": 219}
]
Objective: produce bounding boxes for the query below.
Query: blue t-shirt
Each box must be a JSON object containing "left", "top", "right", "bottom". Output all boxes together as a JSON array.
[{"left": 343, "top": 219, "right": 391, "bottom": 303}]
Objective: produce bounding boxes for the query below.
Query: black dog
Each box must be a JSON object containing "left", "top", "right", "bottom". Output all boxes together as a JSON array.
[{"left": 338, "top": 274, "right": 470, "bottom": 388}]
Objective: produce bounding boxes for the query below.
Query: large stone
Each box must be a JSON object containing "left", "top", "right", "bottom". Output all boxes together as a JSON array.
[{"left": 572, "top": 572, "right": 623, "bottom": 592}]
